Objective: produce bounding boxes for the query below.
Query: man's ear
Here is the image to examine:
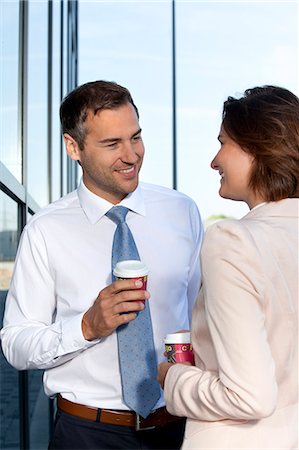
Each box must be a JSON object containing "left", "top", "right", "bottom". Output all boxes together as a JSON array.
[{"left": 64, "top": 133, "right": 81, "bottom": 162}]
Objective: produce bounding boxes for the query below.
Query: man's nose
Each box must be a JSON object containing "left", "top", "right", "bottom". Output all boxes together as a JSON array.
[{"left": 121, "top": 142, "right": 139, "bottom": 163}]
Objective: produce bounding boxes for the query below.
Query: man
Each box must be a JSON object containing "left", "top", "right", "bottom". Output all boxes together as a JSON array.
[{"left": 1, "top": 80, "right": 203, "bottom": 449}]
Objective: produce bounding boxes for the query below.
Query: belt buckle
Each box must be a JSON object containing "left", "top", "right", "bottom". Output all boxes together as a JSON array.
[{"left": 135, "top": 413, "right": 155, "bottom": 431}]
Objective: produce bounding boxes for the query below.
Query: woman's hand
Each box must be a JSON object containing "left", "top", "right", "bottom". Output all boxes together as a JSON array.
[
  {"left": 158, "top": 362, "right": 174, "bottom": 389},
  {"left": 158, "top": 361, "right": 194, "bottom": 389}
]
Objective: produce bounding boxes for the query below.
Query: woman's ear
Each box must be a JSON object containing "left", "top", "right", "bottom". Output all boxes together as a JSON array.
[{"left": 64, "top": 133, "right": 81, "bottom": 162}]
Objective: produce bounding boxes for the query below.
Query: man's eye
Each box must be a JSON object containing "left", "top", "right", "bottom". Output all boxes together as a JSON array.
[
  {"left": 132, "top": 135, "right": 141, "bottom": 141},
  {"left": 106, "top": 142, "right": 118, "bottom": 148}
]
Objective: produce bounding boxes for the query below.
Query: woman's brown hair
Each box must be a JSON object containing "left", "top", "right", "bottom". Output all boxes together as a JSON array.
[{"left": 222, "top": 85, "right": 299, "bottom": 201}]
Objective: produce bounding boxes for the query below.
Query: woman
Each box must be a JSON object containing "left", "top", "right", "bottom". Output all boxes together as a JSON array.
[{"left": 158, "top": 86, "right": 298, "bottom": 449}]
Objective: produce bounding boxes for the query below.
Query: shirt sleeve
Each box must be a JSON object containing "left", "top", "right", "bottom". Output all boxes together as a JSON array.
[
  {"left": 164, "top": 220, "right": 278, "bottom": 421},
  {"left": 187, "top": 201, "right": 204, "bottom": 323},
  {"left": 1, "top": 223, "right": 99, "bottom": 371}
]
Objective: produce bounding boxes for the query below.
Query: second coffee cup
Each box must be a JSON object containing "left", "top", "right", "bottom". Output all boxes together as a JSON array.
[
  {"left": 113, "top": 260, "right": 149, "bottom": 305},
  {"left": 164, "top": 331, "right": 194, "bottom": 363}
]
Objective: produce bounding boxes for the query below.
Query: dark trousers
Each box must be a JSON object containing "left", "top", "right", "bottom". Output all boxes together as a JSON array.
[{"left": 48, "top": 410, "right": 186, "bottom": 450}]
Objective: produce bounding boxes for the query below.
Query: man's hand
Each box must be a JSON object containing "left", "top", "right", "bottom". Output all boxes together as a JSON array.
[{"left": 82, "top": 279, "right": 150, "bottom": 340}]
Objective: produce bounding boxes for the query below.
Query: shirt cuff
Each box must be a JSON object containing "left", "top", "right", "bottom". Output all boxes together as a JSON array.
[{"left": 60, "top": 312, "right": 101, "bottom": 353}]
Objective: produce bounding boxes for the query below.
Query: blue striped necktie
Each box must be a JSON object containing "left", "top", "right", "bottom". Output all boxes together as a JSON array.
[{"left": 106, "top": 206, "right": 160, "bottom": 418}]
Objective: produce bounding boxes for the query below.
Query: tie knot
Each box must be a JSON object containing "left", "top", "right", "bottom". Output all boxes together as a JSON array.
[{"left": 106, "top": 206, "right": 129, "bottom": 225}]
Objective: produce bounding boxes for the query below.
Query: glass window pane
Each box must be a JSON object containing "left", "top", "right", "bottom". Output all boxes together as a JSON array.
[
  {"left": 0, "top": 190, "right": 20, "bottom": 450},
  {"left": 78, "top": 0, "right": 173, "bottom": 188},
  {"left": 27, "top": 0, "right": 49, "bottom": 207},
  {"left": 176, "top": 1, "right": 298, "bottom": 222},
  {"left": 62, "top": 0, "right": 68, "bottom": 196},
  {"left": 0, "top": 0, "right": 21, "bottom": 181},
  {"left": 51, "top": 0, "right": 62, "bottom": 202},
  {"left": 28, "top": 370, "right": 50, "bottom": 449}
]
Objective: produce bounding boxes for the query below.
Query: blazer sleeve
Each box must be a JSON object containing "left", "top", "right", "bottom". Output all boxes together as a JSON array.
[{"left": 164, "top": 220, "right": 278, "bottom": 421}]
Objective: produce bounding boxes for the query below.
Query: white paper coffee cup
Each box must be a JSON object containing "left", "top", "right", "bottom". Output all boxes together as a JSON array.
[
  {"left": 164, "top": 332, "right": 191, "bottom": 345},
  {"left": 113, "top": 260, "right": 149, "bottom": 279}
]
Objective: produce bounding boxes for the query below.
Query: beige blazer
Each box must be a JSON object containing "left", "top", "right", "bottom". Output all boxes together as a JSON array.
[{"left": 164, "top": 199, "right": 298, "bottom": 449}]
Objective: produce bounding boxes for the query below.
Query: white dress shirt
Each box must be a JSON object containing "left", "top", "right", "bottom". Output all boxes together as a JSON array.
[{"left": 1, "top": 180, "right": 203, "bottom": 411}]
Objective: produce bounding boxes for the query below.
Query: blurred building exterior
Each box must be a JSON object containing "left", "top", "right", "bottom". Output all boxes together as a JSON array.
[{"left": 0, "top": 1, "right": 78, "bottom": 448}]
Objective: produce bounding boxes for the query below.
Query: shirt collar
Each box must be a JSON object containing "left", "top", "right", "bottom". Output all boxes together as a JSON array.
[
  {"left": 77, "top": 178, "right": 146, "bottom": 224},
  {"left": 244, "top": 198, "right": 299, "bottom": 219},
  {"left": 250, "top": 202, "right": 267, "bottom": 212}
]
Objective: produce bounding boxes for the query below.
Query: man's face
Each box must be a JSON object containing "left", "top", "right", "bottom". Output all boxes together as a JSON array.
[{"left": 65, "top": 102, "right": 144, "bottom": 204}]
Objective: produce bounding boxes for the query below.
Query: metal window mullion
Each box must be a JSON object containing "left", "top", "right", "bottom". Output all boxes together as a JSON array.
[
  {"left": 172, "top": 0, "right": 177, "bottom": 191},
  {"left": 18, "top": 0, "right": 30, "bottom": 448},
  {"left": 48, "top": 0, "right": 53, "bottom": 203},
  {"left": 59, "top": 0, "right": 64, "bottom": 197}
]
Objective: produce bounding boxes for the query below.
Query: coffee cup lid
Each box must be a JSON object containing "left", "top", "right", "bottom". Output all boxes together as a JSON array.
[
  {"left": 164, "top": 331, "right": 191, "bottom": 344},
  {"left": 113, "top": 260, "right": 149, "bottom": 278}
]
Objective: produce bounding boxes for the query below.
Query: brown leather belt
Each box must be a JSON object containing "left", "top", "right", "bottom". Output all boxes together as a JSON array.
[{"left": 57, "top": 395, "right": 181, "bottom": 431}]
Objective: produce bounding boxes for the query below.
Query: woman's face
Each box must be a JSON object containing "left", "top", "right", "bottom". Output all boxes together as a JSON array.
[{"left": 211, "top": 125, "right": 262, "bottom": 209}]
